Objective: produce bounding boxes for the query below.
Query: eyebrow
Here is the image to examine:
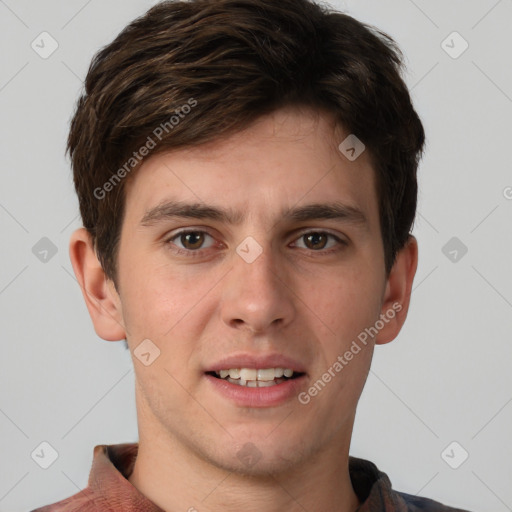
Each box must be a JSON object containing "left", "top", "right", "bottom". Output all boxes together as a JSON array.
[{"left": 140, "top": 200, "right": 368, "bottom": 229}]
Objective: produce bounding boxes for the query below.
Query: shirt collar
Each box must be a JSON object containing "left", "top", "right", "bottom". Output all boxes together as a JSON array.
[{"left": 89, "top": 443, "right": 164, "bottom": 511}]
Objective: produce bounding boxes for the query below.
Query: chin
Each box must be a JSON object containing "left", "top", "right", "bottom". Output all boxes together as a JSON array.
[
  {"left": 203, "top": 433, "right": 309, "bottom": 478},
  {"left": 215, "top": 448, "right": 303, "bottom": 478}
]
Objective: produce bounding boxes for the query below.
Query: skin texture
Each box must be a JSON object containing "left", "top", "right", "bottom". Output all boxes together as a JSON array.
[{"left": 70, "top": 106, "right": 418, "bottom": 512}]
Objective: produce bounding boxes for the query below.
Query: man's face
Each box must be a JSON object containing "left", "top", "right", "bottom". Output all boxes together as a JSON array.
[{"left": 116, "top": 107, "right": 389, "bottom": 474}]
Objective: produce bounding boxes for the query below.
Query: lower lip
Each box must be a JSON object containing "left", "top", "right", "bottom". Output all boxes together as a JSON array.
[{"left": 204, "top": 373, "right": 307, "bottom": 408}]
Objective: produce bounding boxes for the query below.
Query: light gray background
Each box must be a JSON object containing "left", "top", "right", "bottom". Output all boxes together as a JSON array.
[{"left": 1, "top": 1, "right": 511, "bottom": 511}]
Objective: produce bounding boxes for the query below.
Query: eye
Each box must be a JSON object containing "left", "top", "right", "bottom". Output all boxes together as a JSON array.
[
  {"left": 166, "top": 230, "right": 216, "bottom": 252},
  {"left": 293, "top": 231, "right": 345, "bottom": 252},
  {"left": 164, "top": 229, "right": 346, "bottom": 257}
]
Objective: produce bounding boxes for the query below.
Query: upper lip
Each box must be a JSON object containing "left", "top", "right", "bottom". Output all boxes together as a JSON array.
[{"left": 205, "top": 353, "right": 307, "bottom": 374}]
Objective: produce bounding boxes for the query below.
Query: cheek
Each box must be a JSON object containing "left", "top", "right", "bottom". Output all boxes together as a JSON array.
[
  {"left": 308, "top": 266, "right": 383, "bottom": 339},
  {"left": 120, "top": 264, "right": 217, "bottom": 346},
  {"left": 310, "top": 277, "right": 378, "bottom": 396}
]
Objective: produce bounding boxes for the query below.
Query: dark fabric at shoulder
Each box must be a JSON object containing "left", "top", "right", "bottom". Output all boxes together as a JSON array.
[
  {"left": 106, "top": 443, "right": 138, "bottom": 479},
  {"left": 348, "top": 456, "right": 384, "bottom": 502},
  {"left": 349, "top": 455, "right": 474, "bottom": 512},
  {"left": 397, "top": 491, "right": 474, "bottom": 512}
]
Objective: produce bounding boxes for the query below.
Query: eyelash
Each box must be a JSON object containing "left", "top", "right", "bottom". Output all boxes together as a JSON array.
[{"left": 164, "top": 229, "right": 347, "bottom": 258}]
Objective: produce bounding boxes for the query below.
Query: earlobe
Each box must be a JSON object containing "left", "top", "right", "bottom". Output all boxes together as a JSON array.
[
  {"left": 69, "top": 227, "right": 127, "bottom": 341},
  {"left": 375, "top": 235, "right": 418, "bottom": 345}
]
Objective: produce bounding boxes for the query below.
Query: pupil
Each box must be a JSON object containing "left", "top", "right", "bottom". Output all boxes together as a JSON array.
[
  {"left": 182, "top": 232, "right": 204, "bottom": 249},
  {"left": 306, "top": 232, "right": 326, "bottom": 249}
]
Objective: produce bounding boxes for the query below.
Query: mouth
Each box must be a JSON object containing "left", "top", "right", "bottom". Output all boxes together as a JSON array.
[
  {"left": 205, "top": 368, "right": 306, "bottom": 388},
  {"left": 203, "top": 353, "right": 308, "bottom": 407}
]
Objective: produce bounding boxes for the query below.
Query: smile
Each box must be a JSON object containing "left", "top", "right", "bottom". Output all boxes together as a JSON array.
[{"left": 208, "top": 367, "right": 304, "bottom": 387}]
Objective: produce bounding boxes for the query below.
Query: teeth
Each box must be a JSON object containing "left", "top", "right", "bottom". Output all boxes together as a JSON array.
[
  {"left": 239, "top": 368, "right": 257, "bottom": 381},
  {"left": 257, "top": 380, "right": 276, "bottom": 387},
  {"left": 225, "top": 377, "right": 285, "bottom": 387},
  {"left": 213, "top": 367, "right": 299, "bottom": 386},
  {"left": 257, "top": 368, "right": 275, "bottom": 381},
  {"left": 228, "top": 368, "right": 240, "bottom": 379}
]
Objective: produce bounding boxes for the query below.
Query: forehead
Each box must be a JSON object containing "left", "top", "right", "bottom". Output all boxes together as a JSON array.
[{"left": 123, "top": 107, "right": 380, "bottom": 231}]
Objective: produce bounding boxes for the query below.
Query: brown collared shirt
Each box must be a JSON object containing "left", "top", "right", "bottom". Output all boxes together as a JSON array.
[{"left": 31, "top": 443, "right": 473, "bottom": 511}]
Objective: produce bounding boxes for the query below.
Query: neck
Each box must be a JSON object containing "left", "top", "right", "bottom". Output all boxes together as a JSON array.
[{"left": 128, "top": 425, "right": 360, "bottom": 512}]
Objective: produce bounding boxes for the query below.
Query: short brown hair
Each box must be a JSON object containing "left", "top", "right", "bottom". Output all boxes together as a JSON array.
[{"left": 67, "top": 0, "right": 425, "bottom": 285}]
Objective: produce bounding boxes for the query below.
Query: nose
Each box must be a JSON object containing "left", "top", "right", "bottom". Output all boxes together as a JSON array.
[{"left": 220, "top": 241, "right": 296, "bottom": 334}]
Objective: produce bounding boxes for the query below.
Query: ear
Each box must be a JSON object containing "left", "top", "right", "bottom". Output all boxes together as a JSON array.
[
  {"left": 375, "top": 234, "right": 418, "bottom": 345},
  {"left": 69, "top": 227, "right": 126, "bottom": 341}
]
